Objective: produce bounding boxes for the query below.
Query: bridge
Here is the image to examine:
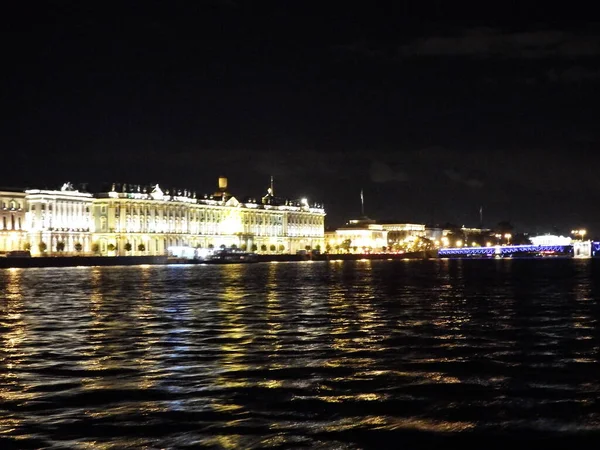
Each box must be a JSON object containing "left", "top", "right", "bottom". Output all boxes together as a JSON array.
[{"left": 438, "top": 244, "right": 572, "bottom": 258}]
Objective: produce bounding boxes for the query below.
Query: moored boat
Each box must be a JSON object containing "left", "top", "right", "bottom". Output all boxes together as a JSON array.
[{"left": 201, "top": 248, "right": 258, "bottom": 264}]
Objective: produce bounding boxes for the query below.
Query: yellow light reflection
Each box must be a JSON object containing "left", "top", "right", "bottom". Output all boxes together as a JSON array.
[
  {"left": 326, "top": 260, "right": 381, "bottom": 369},
  {"left": 264, "top": 262, "right": 284, "bottom": 359},
  {"left": 317, "top": 393, "right": 389, "bottom": 403},
  {"left": 211, "top": 264, "right": 250, "bottom": 442},
  {"left": 316, "top": 415, "right": 474, "bottom": 433},
  {"left": 201, "top": 435, "right": 246, "bottom": 450},
  {"left": 82, "top": 266, "right": 162, "bottom": 395},
  {"left": 133, "top": 265, "right": 162, "bottom": 391},
  {"left": 0, "top": 267, "right": 31, "bottom": 417}
]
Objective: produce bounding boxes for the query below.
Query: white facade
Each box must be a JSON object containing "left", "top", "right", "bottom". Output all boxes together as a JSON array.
[
  {"left": 1, "top": 179, "right": 326, "bottom": 256},
  {"left": 25, "top": 183, "right": 94, "bottom": 255},
  {"left": 0, "top": 190, "right": 27, "bottom": 253},
  {"left": 573, "top": 241, "right": 592, "bottom": 258},
  {"left": 380, "top": 223, "right": 426, "bottom": 233},
  {"left": 530, "top": 234, "right": 572, "bottom": 246},
  {"left": 381, "top": 223, "right": 426, "bottom": 246},
  {"left": 327, "top": 219, "right": 388, "bottom": 252},
  {"left": 91, "top": 181, "right": 325, "bottom": 255}
]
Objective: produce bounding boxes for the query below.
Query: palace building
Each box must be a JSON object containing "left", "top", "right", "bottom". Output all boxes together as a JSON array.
[
  {"left": 3, "top": 178, "right": 325, "bottom": 256},
  {"left": 92, "top": 178, "right": 325, "bottom": 255},
  {"left": 0, "top": 190, "right": 27, "bottom": 253},
  {"left": 25, "top": 183, "right": 94, "bottom": 255}
]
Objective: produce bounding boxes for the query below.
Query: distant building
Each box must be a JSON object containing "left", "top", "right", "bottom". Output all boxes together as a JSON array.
[
  {"left": 530, "top": 234, "right": 572, "bottom": 246},
  {"left": 432, "top": 225, "right": 494, "bottom": 248},
  {"left": 425, "top": 226, "right": 445, "bottom": 242},
  {"left": 25, "top": 183, "right": 94, "bottom": 255},
  {"left": 573, "top": 240, "right": 591, "bottom": 258},
  {"left": 379, "top": 222, "right": 426, "bottom": 246},
  {"left": 0, "top": 190, "right": 27, "bottom": 253},
  {"left": 91, "top": 178, "right": 325, "bottom": 255},
  {"left": 460, "top": 226, "right": 491, "bottom": 235},
  {"left": 326, "top": 217, "right": 387, "bottom": 253},
  {"left": 0, "top": 178, "right": 326, "bottom": 256}
]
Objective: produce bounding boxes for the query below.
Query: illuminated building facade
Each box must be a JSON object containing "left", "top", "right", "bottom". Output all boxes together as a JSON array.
[
  {"left": 1, "top": 178, "right": 325, "bottom": 256},
  {"left": 25, "top": 183, "right": 94, "bottom": 255},
  {"left": 92, "top": 178, "right": 325, "bottom": 255},
  {"left": 380, "top": 223, "right": 426, "bottom": 247},
  {"left": 327, "top": 218, "right": 388, "bottom": 252},
  {"left": 0, "top": 190, "right": 27, "bottom": 253},
  {"left": 530, "top": 234, "right": 572, "bottom": 246},
  {"left": 327, "top": 219, "right": 436, "bottom": 253}
]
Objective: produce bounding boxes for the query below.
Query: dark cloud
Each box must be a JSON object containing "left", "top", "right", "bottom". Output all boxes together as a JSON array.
[
  {"left": 443, "top": 168, "right": 484, "bottom": 189},
  {"left": 546, "top": 66, "right": 600, "bottom": 83},
  {"left": 331, "top": 41, "right": 388, "bottom": 61},
  {"left": 416, "top": 146, "right": 456, "bottom": 162},
  {"left": 369, "top": 161, "right": 409, "bottom": 183},
  {"left": 399, "top": 29, "right": 600, "bottom": 59},
  {"left": 465, "top": 178, "right": 485, "bottom": 189}
]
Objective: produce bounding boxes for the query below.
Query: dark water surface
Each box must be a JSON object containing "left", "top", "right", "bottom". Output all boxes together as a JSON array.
[{"left": 2, "top": 259, "right": 600, "bottom": 448}]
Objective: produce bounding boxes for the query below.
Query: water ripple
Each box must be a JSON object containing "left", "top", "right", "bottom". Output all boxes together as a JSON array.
[{"left": 2, "top": 259, "right": 600, "bottom": 447}]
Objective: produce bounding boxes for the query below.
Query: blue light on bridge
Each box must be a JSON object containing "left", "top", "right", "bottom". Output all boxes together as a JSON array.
[{"left": 438, "top": 244, "right": 572, "bottom": 257}]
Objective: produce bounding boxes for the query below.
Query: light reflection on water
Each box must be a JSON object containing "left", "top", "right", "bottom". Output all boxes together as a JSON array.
[{"left": 1, "top": 259, "right": 600, "bottom": 448}]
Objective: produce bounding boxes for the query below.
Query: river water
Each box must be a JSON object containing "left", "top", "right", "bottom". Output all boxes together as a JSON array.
[{"left": 1, "top": 259, "right": 600, "bottom": 448}]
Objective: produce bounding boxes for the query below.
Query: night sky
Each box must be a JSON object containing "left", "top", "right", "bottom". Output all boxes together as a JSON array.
[{"left": 3, "top": 2, "right": 599, "bottom": 233}]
